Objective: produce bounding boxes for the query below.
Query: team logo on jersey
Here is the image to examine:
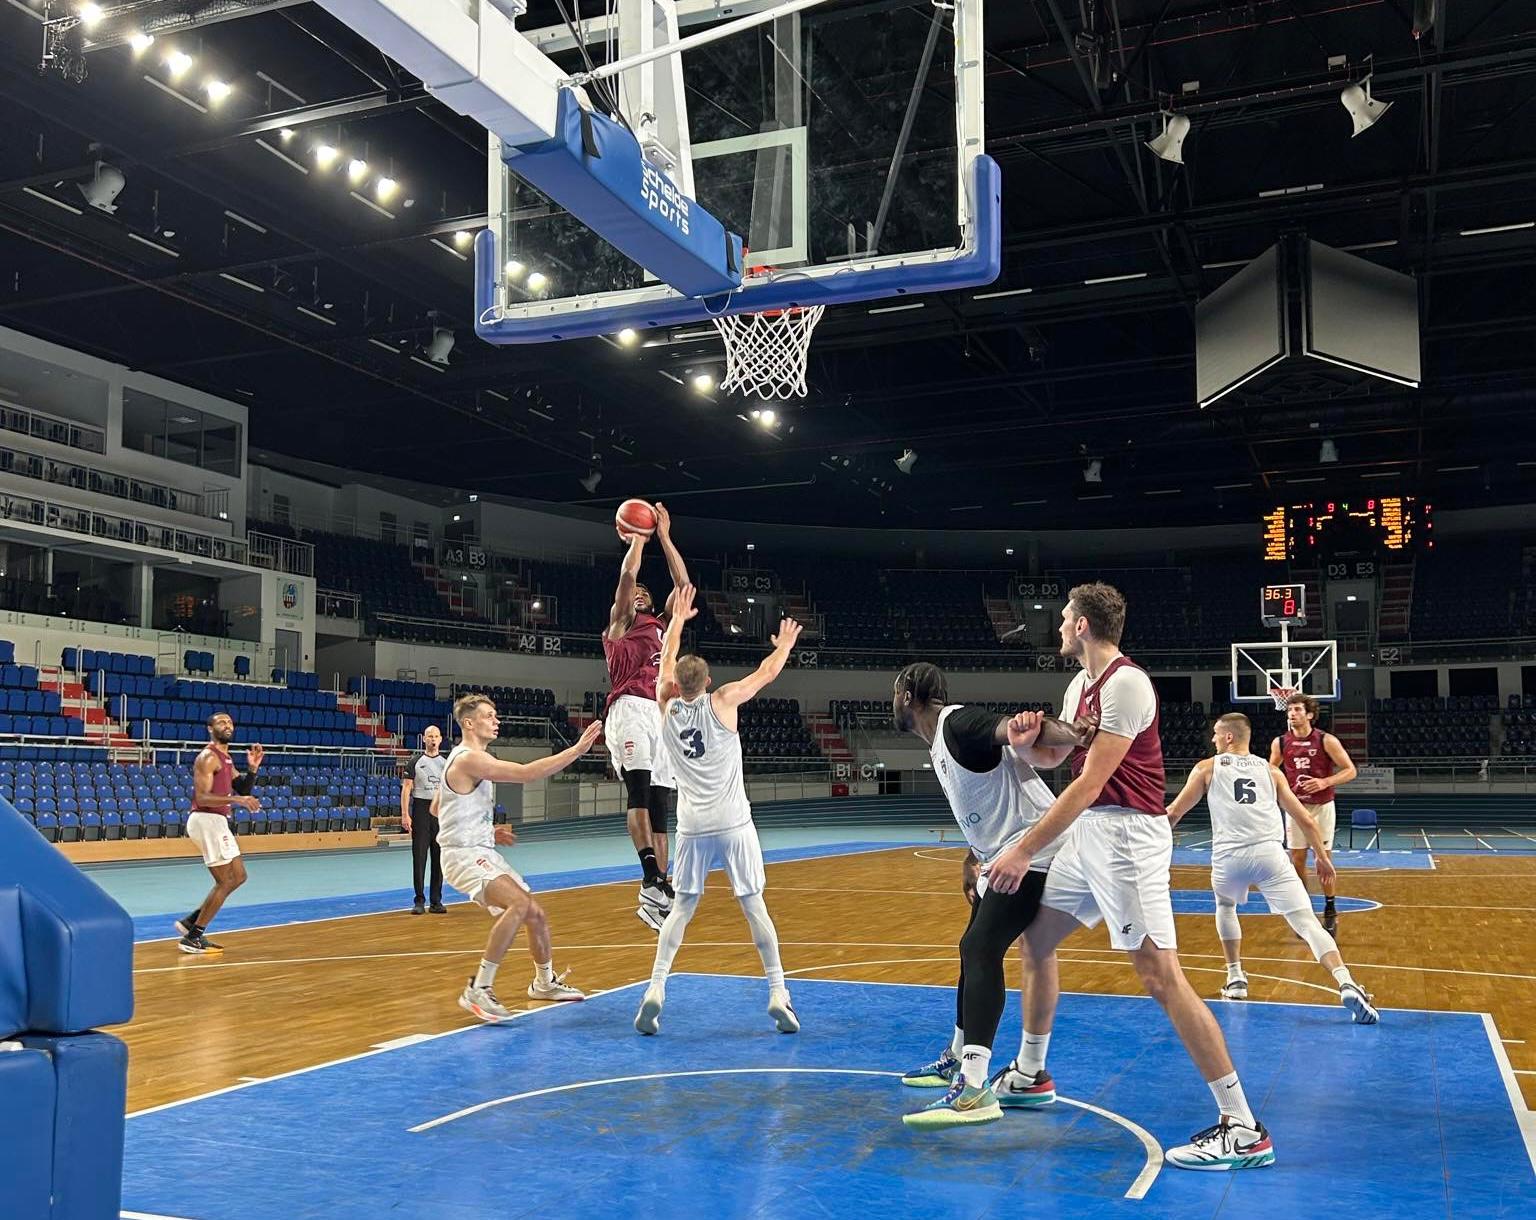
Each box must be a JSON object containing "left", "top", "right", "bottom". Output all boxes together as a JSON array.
[{"left": 1219, "top": 757, "right": 1232, "bottom": 766}]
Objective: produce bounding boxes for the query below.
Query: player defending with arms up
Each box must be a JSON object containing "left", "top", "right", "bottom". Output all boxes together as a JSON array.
[
  {"left": 634, "top": 584, "right": 801, "bottom": 1037},
  {"left": 606, "top": 502, "right": 690, "bottom": 932},
  {"left": 1270, "top": 693, "right": 1357, "bottom": 936},
  {"left": 437, "top": 694, "right": 603, "bottom": 1021},
  {"left": 1168, "top": 713, "right": 1378, "bottom": 1022}
]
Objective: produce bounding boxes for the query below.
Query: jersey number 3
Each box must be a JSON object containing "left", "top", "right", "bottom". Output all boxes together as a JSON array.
[
  {"left": 1233, "top": 778, "right": 1258, "bottom": 804},
  {"left": 680, "top": 728, "right": 706, "bottom": 759}
]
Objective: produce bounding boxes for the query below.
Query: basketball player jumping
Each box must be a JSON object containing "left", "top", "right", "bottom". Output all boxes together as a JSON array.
[
  {"left": 1167, "top": 713, "right": 1378, "bottom": 1022},
  {"left": 987, "top": 583, "right": 1274, "bottom": 1171},
  {"left": 1270, "top": 693, "right": 1357, "bottom": 935},
  {"left": 634, "top": 584, "right": 800, "bottom": 1037},
  {"left": 606, "top": 502, "right": 690, "bottom": 932},
  {"left": 436, "top": 694, "right": 601, "bottom": 1021},
  {"left": 175, "top": 711, "right": 262, "bottom": 954},
  {"left": 890, "top": 663, "right": 1091, "bottom": 1128}
]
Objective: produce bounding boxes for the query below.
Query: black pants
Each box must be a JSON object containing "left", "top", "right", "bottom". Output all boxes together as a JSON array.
[
  {"left": 955, "top": 869, "right": 1049, "bottom": 1051},
  {"left": 410, "top": 797, "right": 442, "bottom": 904}
]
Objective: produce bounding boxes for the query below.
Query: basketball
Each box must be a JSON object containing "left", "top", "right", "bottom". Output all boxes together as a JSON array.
[{"left": 615, "top": 499, "right": 657, "bottom": 539}]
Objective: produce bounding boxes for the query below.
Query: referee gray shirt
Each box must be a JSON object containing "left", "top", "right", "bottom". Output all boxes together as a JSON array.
[{"left": 407, "top": 752, "right": 447, "bottom": 801}]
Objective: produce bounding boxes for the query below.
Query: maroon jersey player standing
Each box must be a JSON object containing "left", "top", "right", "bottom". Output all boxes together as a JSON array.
[
  {"left": 604, "top": 502, "right": 690, "bottom": 931},
  {"left": 1270, "top": 692, "right": 1357, "bottom": 935},
  {"left": 175, "top": 711, "right": 262, "bottom": 954}
]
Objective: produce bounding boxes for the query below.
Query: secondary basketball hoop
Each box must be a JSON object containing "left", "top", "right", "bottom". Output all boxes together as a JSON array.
[{"left": 712, "top": 300, "right": 825, "bottom": 399}]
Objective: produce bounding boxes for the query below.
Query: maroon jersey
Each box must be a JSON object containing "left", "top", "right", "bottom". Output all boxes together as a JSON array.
[
  {"left": 192, "top": 744, "right": 235, "bottom": 817},
  {"left": 604, "top": 611, "right": 665, "bottom": 702},
  {"left": 1068, "top": 655, "right": 1167, "bottom": 816},
  {"left": 1279, "top": 729, "right": 1334, "bottom": 795}
]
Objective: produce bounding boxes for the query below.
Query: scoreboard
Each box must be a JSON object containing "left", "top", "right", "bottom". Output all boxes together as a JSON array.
[{"left": 1262, "top": 496, "right": 1431, "bottom": 563}]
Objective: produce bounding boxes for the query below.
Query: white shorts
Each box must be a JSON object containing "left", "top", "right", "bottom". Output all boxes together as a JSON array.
[
  {"left": 1287, "top": 801, "right": 1336, "bottom": 851},
  {"left": 441, "top": 846, "right": 529, "bottom": 916},
  {"left": 605, "top": 694, "right": 674, "bottom": 789},
  {"left": 186, "top": 811, "right": 240, "bottom": 868},
  {"left": 671, "top": 822, "right": 766, "bottom": 898},
  {"left": 1212, "top": 841, "right": 1314, "bottom": 915},
  {"left": 1042, "top": 810, "right": 1176, "bottom": 951}
]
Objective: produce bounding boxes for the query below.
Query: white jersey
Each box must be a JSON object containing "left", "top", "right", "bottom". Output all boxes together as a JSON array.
[
  {"left": 1206, "top": 752, "right": 1285, "bottom": 855},
  {"left": 435, "top": 743, "right": 495, "bottom": 850},
  {"left": 931, "top": 705, "right": 1059, "bottom": 869},
  {"left": 659, "top": 693, "right": 752, "bottom": 836}
]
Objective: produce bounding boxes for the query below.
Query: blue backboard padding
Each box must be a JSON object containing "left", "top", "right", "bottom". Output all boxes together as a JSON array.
[
  {"left": 505, "top": 91, "right": 743, "bottom": 299},
  {"left": 476, "top": 155, "right": 1003, "bottom": 343}
]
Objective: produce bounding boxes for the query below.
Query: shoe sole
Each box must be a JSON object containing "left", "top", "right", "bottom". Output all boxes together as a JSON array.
[
  {"left": 1220, "top": 991, "right": 1248, "bottom": 1001},
  {"left": 635, "top": 994, "right": 663, "bottom": 1035},
  {"left": 1165, "top": 1150, "right": 1276, "bottom": 1171},
  {"left": 458, "top": 995, "right": 510, "bottom": 1024},
  {"left": 769, "top": 1000, "right": 799, "bottom": 1034},
  {"left": 997, "top": 1091, "right": 1056, "bottom": 1108},
  {"left": 636, "top": 907, "right": 665, "bottom": 932},
  {"left": 1342, "top": 990, "right": 1379, "bottom": 1024},
  {"left": 528, "top": 989, "right": 585, "bottom": 1002},
  {"left": 902, "top": 1103, "right": 1003, "bottom": 1128},
  {"left": 176, "top": 942, "right": 204, "bottom": 954}
]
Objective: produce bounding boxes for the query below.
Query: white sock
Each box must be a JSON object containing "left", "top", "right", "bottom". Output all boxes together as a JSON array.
[
  {"left": 960, "top": 1044, "right": 992, "bottom": 1090},
  {"left": 1227, "top": 961, "right": 1247, "bottom": 983},
  {"left": 534, "top": 960, "right": 554, "bottom": 985},
  {"left": 1331, "top": 965, "right": 1354, "bottom": 987},
  {"left": 1018, "top": 1030, "right": 1051, "bottom": 1077},
  {"left": 473, "top": 959, "right": 499, "bottom": 990},
  {"left": 950, "top": 1026, "right": 965, "bottom": 1059},
  {"left": 1208, "top": 1071, "right": 1256, "bottom": 1127}
]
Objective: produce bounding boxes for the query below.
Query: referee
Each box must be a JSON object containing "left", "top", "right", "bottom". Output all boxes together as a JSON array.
[{"left": 401, "top": 725, "right": 448, "bottom": 915}]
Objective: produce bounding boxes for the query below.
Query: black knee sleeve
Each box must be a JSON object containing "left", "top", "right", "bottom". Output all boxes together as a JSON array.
[
  {"left": 622, "top": 768, "right": 652, "bottom": 812},
  {"left": 959, "top": 871, "right": 1048, "bottom": 1050},
  {"left": 648, "top": 785, "right": 672, "bottom": 835}
]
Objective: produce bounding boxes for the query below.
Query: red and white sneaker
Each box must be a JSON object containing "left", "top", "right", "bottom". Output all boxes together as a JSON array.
[
  {"left": 988, "top": 1062, "right": 1057, "bottom": 1108},
  {"left": 1166, "top": 1116, "right": 1275, "bottom": 1171}
]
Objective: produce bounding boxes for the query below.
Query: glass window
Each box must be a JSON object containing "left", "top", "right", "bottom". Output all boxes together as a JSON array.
[{"left": 122, "top": 388, "right": 242, "bottom": 475}]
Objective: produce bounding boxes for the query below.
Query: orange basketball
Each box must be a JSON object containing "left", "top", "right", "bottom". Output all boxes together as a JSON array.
[{"left": 615, "top": 498, "right": 657, "bottom": 539}]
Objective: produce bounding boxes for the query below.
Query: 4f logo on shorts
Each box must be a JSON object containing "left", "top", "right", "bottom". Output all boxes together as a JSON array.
[{"left": 1121, "top": 923, "right": 1134, "bottom": 935}]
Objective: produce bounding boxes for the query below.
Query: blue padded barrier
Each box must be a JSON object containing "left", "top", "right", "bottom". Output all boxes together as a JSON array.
[
  {"left": 0, "top": 1046, "right": 55, "bottom": 1217},
  {"left": 19, "top": 1033, "right": 129, "bottom": 1220}
]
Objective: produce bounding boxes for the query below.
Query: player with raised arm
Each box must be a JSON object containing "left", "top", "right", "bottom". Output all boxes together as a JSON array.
[
  {"left": 605, "top": 502, "right": 689, "bottom": 932},
  {"left": 1270, "top": 693, "right": 1357, "bottom": 935},
  {"left": 634, "top": 584, "right": 801, "bottom": 1036},
  {"left": 175, "top": 712, "right": 262, "bottom": 954},
  {"left": 1168, "top": 712, "right": 1378, "bottom": 1022},
  {"left": 437, "top": 694, "right": 603, "bottom": 1021},
  {"left": 986, "top": 582, "right": 1274, "bottom": 1172}
]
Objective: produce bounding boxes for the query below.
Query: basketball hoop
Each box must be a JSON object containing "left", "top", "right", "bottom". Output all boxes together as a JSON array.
[
  {"left": 1268, "top": 686, "right": 1298, "bottom": 712},
  {"left": 710, "top": 265, "right": 824, "bottom": 399}
]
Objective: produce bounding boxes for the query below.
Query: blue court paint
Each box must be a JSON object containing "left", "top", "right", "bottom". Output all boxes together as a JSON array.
[{"left": 121, "top": 975, "right": 1536, "bottom": 1219}]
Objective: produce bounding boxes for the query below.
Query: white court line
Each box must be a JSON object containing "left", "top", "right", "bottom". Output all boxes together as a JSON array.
[
  {"left": 122, "top": 1211, "right": 200, "bottom": 1220},
  {"left": 1515, "top": 1070, "right": 1536, "bottom": 1077},
  {"left": 1482, "top": 1013, "right": 1536, "bottom": 1177},
  {"left": 406, "top": 1064, "right": 1164, "bottom": 1201},
  {"left": 1506, "top": 1040, "right": 1527, "bottom": 1045},
  {"left": 1502, "top": 827, "right": 1536, "bottom": 844}
]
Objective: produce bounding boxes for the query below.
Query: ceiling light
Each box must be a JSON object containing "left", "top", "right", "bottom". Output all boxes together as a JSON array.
[
  {"left": 204, "top": 79, "right": 231, "bottom": 104},
  {"left": 1341, "top": 75, "right": 1392, "bottom": 137},
  {"left": 163, "top": 50, "right": 193, "bottom": 78},
  {"left": 579, "top": 470, "right": 602, "bottom": 493},
  {"left": 1083, "top": 459, "right": 1103, "bottom": 484},
  {"left": 375, "top": 176, "right": 398, "bottom": 201},
  {"left": 760, "top": 409, "right": 777, "bottom": 427},
  {"left": 1320, "top": 439, "right": 1339, "bottom": 463},
  {"left": 313, "top": 144, "right": 340, "bottom": 169},
  {"left": 128, "top": 32, "right": 154, "bottom": 53},
  {"left": 425, "top": 327, "right": 455, "bottom": 365},
  {"left": 452, "top": 230, "right": 472, "bottom": 247},
  {"left": 531, "top": 599, "right": 542, "bottom": 611},
  {"left": 1145, "top": 111, "right": 1191, "bottom": 164},
  {"left": 691, "top": 372, "right": 714, "bottom": 393},
  {"left": 504, "top": 259, "right": 525, "bottom": 278},
  {"left": 278, "top": 127, "right": 295, "bottom": 142},
  {"left": 616, "top": 327, "right": 639, "bottom": 346},
  {"left": 526, "top": 271, "right": 548, "bottom": 292},
  {"left": 78, "top": 162, "right": 125, "bottom": 214},
  {"left": 347, "top": 158, "right": 369, "bottom": 183},
  {"left": 77, "top": 2, "right": 103, "bottom": 26},
  {"left": 894, "top": 448, "right": 917, "bottom": 474},
  {"left": 1005, "top": 547, "right": 1014, "bottom": 556}
]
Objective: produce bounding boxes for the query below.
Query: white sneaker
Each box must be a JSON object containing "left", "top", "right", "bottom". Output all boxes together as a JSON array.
[
  {"left": 636, "top": 904, "right": 665, "bottom": 932},
  {"left": 1340, "top": 981, "right": 1379, "bottom": 1024},
  {"left": 639, "top": 882, "right": 671, "bottom": 911},
  {"left": 459, "top": 980, "right": 514, "bottom": 1023},
  {"left": 635, "top": 983, "right": 665, "bottom": 1035},
  {"left": 768, "top": 988, "right": 799, "bottom": 1033},
  {"left": 527, "top": 969, "right": 585, "bottom": 1002},
  {"left": 1220, "top": 975, "right": 1249, "bottom": 1001},
  {"left": 1165, "top": 1117, "right": 1275, "bottom": 1171}
]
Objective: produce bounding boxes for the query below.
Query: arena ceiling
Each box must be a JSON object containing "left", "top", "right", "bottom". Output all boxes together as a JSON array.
[{"left": 2, "top": 0, "right": 1535, "bottom": 532}]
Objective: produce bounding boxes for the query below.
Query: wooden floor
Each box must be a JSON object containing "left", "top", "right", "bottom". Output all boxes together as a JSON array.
[{"left": 118, "top": 845, "right": 1536, "bottom": 1111}]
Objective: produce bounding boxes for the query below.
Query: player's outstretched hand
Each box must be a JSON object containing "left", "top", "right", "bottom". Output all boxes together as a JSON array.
[
  {"left": 494, "top": 827, "right": 517, "bottom": 847},
  {"left": 670, "top": 583, "right": 699, "bottom": 621},
  {"left": 1007, "top": 710, "right": 1044, "bottom": 749},
  {"left": 1316, "top": 852, "right": 1337, "bottom": 888},
  {"left": 655, "top": 501, "right": 672, "bottom": 538},
  {"left": 246, "top": 743, "right": 265, "bottom": 770},
  {"left": 772, "top": 618, "right": 803, "bottom": 649},
  {"left": 578, "top": 720, "right": 604, "bottom": 751}
]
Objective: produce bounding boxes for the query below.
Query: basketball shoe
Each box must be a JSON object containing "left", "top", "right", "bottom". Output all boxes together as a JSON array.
[
  {"left": 1339, "top": 981, "right": 1379, "bottom": 1024},
  {"left": 902, "top": 1079, "right": 1002, "bottom": 1128},
  {"left": 636, "top": 904, "right": 666, "bottom": 932},
  {"left": 1220, "top": 975, "right": 1249, "bottom": 1001},
  {"left": 177, "top": 931, "right": 222, "bottom": 955},
  {"left": 768, "top": 988, "right": 799, "bottom": 1033},
  {"left": 988, "top": 1062, "right": 1056, "bottom": 1108},
  {"left": 901, "top": 1047, "right": 960, "bottom": 1088},
  {"left": 459, "top": 980, "right": 514, "bottom": 1023},
  {"left": 1165, "top": 1117, "right": 1275, "bottom": 1171},
  {"left": 528, "top": 970, "right": 585, "bottom": 1002},
  {"left": 634, "top": 982, "right": 665, "bottom": 1035}
]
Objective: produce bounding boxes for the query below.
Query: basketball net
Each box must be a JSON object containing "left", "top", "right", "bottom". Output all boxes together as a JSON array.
[
  {"left": 1268, "top": 685, "right": 1297, "bottom": 712},
  {"left": 710, "top": 264, "right": 824, "bottom": 399}
]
